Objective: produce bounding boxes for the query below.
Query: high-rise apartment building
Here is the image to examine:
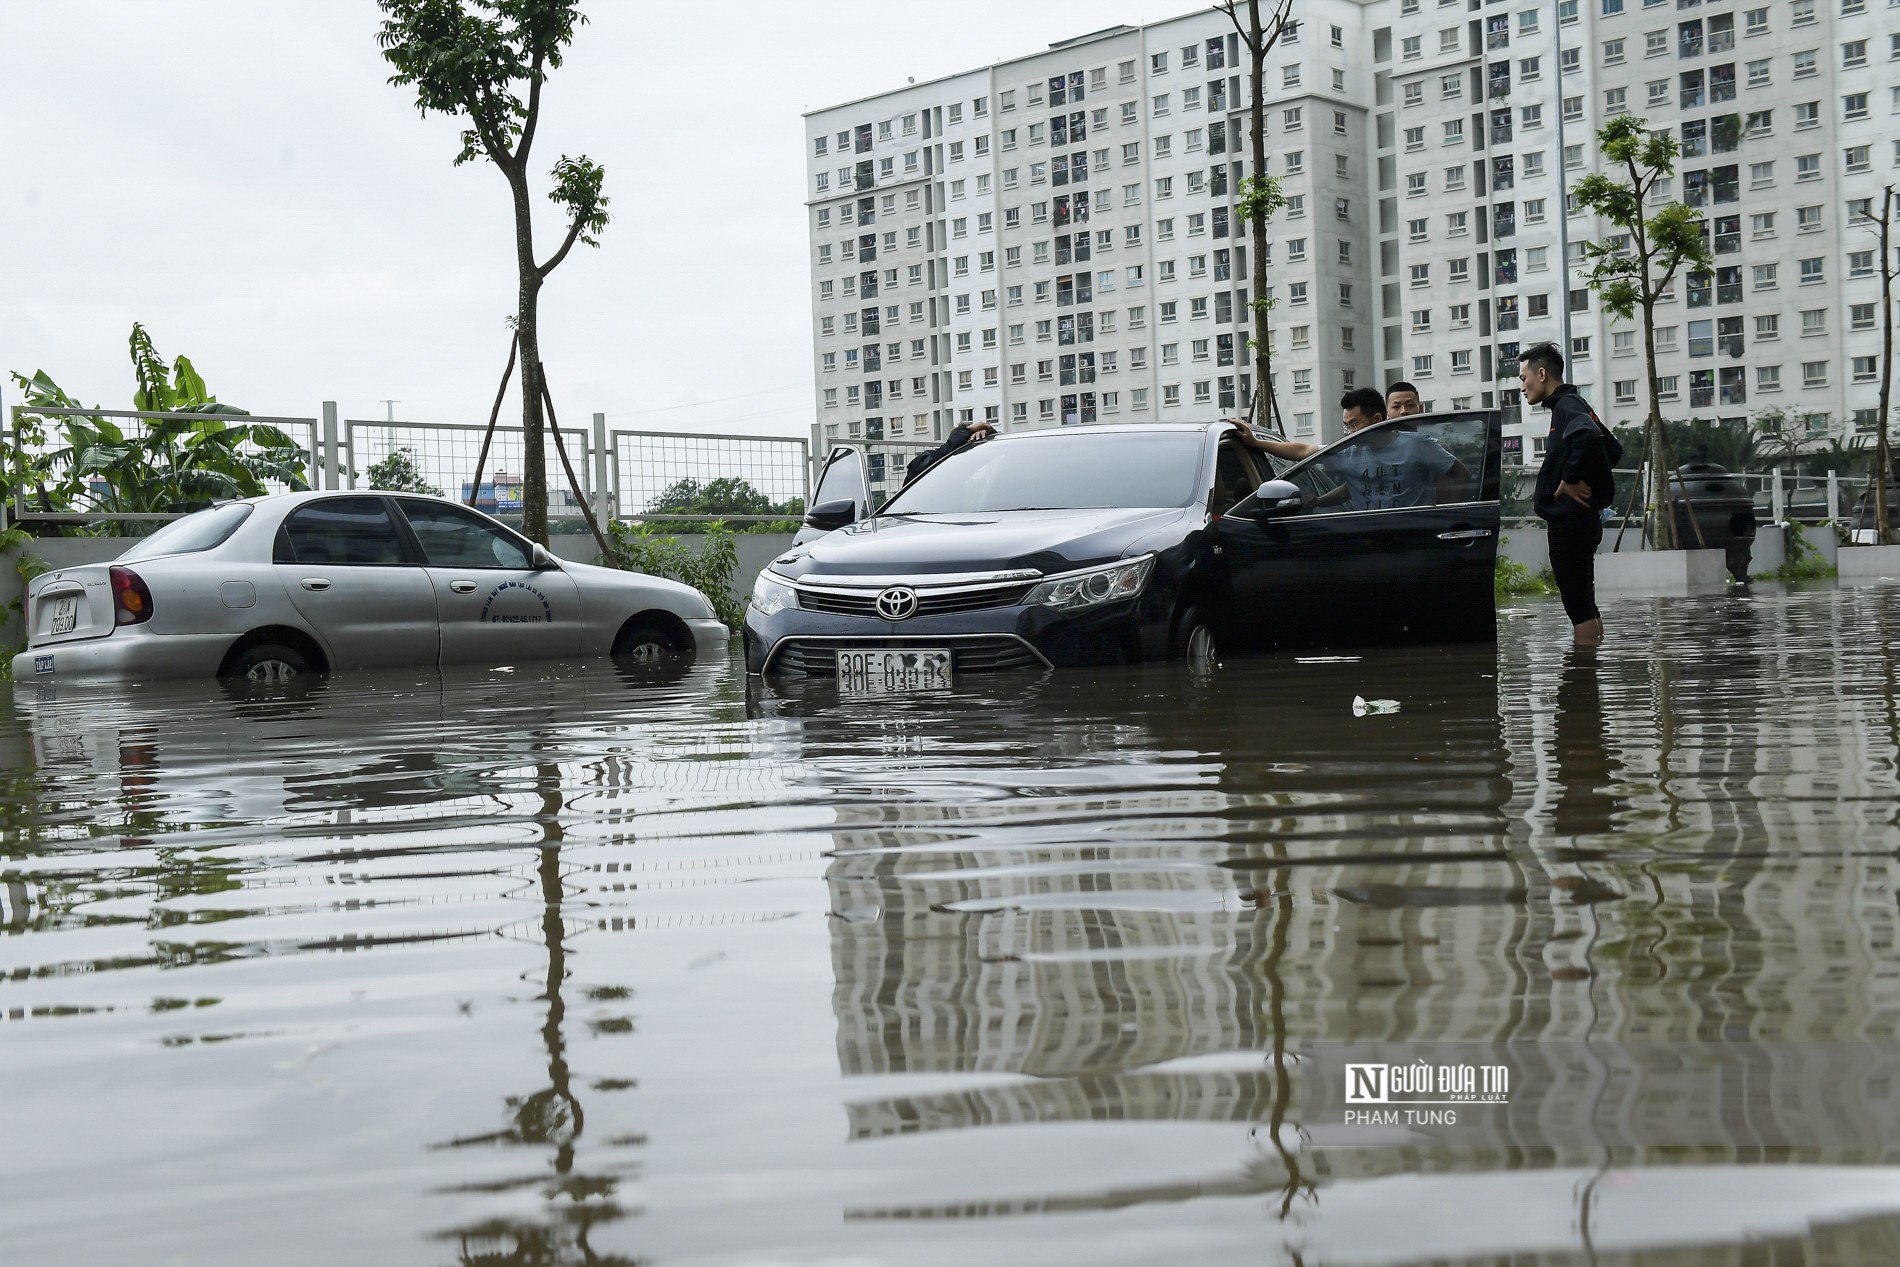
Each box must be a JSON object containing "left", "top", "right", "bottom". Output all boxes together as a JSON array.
[{"left": 803, "top": 1, "right": 1895, "bottom": 495}]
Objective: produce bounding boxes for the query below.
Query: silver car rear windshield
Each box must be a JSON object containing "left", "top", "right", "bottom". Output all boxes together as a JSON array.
[
  {"left": 886, "top": 431, "right": 1205, "bottom": 513},
  {"left": 117, "top": 502, "right": 255, "bottom": 562}
]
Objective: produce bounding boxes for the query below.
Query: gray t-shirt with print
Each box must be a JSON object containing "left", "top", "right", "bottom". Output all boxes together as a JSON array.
[{"left": 1319, "top": 429, "right": 1460, "bottom": 510}]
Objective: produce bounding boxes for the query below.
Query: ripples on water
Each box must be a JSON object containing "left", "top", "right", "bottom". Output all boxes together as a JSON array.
[{"left": 3, "top": 587, "right": 1900, "bottom": 1266}]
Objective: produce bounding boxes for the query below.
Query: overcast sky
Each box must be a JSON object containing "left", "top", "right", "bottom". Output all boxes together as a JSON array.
[{"left": 3, "top": 0, "right": 1196, "bottom": 439}]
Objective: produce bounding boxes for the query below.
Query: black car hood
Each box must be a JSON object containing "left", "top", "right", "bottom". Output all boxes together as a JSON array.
[{"left": 770, "top": 507, "right": 1191, "bottom": 580}]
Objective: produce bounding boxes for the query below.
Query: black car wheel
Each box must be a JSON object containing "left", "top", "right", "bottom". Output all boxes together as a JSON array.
[
  {"left": 1171, "top": 605, "right": 1219, "bottom": 669},
  {"left": 613, "top": 620, "right": 693, "bottom": 668},
  {"left": 226, "top": 642, "right": 312, "bottom": 685}
]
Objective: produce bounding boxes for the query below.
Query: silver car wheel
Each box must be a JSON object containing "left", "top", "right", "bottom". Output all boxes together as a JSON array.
[
  {"left": 621, "top": 639, "right": 670, "bottom": 665},
  {"left": 245, "top": 658, "right": 300, "bottom": 684},
  {"left": 1185, "top": 623, "right": 1218, "bottom": 669}
]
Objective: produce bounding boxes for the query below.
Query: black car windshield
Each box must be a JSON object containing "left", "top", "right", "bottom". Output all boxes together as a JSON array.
[
  {"left": 884, "top": 430, "right": 1206, "bottom": 513},
  {"left": 117, "top": 502, "right": 255, "bottom": 561}
]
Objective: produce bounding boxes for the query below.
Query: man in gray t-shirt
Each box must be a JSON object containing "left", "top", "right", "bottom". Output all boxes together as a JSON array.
[
  {"left": 1319, "top": 426, "right": 1461, "bottom": 510},
  {"left": 1230, "top": 386, "right": 1469, "bottom": 510}
]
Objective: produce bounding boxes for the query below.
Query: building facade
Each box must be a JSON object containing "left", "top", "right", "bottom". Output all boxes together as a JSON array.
[{"left": 803, "top": 0, "right": 1896, "bottom": 493}]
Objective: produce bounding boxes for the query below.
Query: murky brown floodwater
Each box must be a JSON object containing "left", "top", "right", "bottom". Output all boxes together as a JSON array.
[{"left": 5, "top": 585, "right": 1900, "bottom": 1266}]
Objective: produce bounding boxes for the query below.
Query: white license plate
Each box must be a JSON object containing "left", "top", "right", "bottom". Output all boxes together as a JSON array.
[
  {"left": 50, "top": 596, "right": 78, "bottom": 635},
  {"left": 835, "top": 648, "right": 953, "bottom": 694}
]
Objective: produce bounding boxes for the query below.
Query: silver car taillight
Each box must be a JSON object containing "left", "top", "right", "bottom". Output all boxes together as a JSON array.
[{"left": 110, "top": 566, "right": 155, "bottom": 626}]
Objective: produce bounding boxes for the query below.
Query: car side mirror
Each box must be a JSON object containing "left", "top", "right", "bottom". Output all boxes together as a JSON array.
[
  {"left": 1246, "top": 479, "right": 1305, "bottom": 520},
  {"left": 531, "top": 543, "right": 561, "bottom": 570},
  {"left": 803, "top": 498, "right": 857, "bottom": 532}
]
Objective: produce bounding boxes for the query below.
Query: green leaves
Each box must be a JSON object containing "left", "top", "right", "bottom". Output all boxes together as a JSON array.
[
  {"left": 6, "top": 324, "right": 313, "bottom": 526},
  {"left": 604, "top": 521, "right": 745, "bottom": 627},
  {"left": 1236, "top": 173, "right": 1287, "bottom": 228},
  {"left": 377, "top": 0, "right": 590, "bottom": 167},
  {"left": 367, "top": 446, "right": 444, "bottom": 495},
  {"left": 548, "top": 153, "right": 609, "bottom": 251},
  {"left": 1595, "top": 113, "right": 1679, "bottom": 174},
  {"left": 1575, "top": 116, "right": 1711, "bottom": 323},
  {"left": 1648, "top": 200, "right": 1712, "bottom": 274},
  {"left": 1572, "top": 172, "right": 1639, "bottom": 228}
]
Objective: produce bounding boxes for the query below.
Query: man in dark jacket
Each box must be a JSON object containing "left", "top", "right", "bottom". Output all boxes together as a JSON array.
[{"left": 1521, "top": 342, "right": 1614, "bottom": 648}]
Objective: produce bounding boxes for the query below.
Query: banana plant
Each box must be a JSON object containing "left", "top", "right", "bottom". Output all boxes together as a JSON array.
[{"left": 7, "top": 323, "right": 311, "bottom": 525}]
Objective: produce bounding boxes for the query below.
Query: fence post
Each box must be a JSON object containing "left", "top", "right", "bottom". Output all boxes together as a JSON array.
[
  {"left": 1771, "top": 468, "right": 1786, "bottom": 523},
  {"left": 321, "top": 402, "right": 340, "bottom": 491},
  {"left": 1826, "top": 470, "right": 1839, "bottom": 523},
  {"left": 591, "top": 413, "right": 612, "bottom": 526}
]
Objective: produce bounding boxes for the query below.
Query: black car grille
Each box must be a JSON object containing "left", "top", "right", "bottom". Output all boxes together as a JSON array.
[
  {"left": 770, "top": 637, "right": 1048, "bottom": 675},
  {"left": 795, "top": 582, "right": 1035, "bottom": 619}
]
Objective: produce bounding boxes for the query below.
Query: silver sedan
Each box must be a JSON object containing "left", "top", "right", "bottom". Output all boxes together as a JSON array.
[{"left": 11, "top": 492, "right": 729, "bottom": 683}]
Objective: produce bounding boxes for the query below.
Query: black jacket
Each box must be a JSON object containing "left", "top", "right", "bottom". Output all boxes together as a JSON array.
[
  {"left": 1533, "top": 384, "right": 1616, "bottom": 521},
  {"left": 905, "top": 424, "right": 983, "bottom": 484}
]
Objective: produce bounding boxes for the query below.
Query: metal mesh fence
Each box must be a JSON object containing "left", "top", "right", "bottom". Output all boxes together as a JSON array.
[
  {"left": 5, "top": 406, "right": 318, "bottom": 522},
  {"left": 855, "top": 439, "right": 937, "bottom": 507},
  {"left": 1502, "top": 466, "right": 1878, "bottom": 529},
  {"left": 610, "top": 430, "right": 809, "bottom": 524},
  {"left": 345, "top": 420, "right": 593, "bottom": 527}
]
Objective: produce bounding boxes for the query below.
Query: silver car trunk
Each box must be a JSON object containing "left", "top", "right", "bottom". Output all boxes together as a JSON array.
[{"left": 26, "top": 566, "right": 119, "bottom": 647}]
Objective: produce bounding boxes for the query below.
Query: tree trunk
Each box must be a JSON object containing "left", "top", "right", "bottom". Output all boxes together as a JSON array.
[
  {"left": 1245, "top": 0, "right": 1275, "bottom": 429},
  {"left": 1877, "top": 184, "right": 1894, "bottom": 546},
  {"left": 508, "top": 167, "right": 550, "bottom": 544},
  {"left": 1640, "top": 295, "right": 1675, "bottom": 549}
]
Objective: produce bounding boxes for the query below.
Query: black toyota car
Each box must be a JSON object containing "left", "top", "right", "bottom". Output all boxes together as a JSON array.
[{"left": 743, "top": 415, "right": 1502, "bottom": 689}]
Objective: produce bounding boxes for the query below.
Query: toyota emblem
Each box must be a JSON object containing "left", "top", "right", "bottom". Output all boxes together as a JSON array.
[{"left": 875, "top": 586, "right": 919, "bottom": 621}]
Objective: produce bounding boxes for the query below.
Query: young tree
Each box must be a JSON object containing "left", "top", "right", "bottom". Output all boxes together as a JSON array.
[
  {"left": 1573, "top": 115, "right": 1712, "bottom": 549},
  {"left": 367, "top": 446, "right": 443, "bottom": 495},
  {"left": 378, "top": 0, "right": 609, "bottom": 545},
  {"left": 1219, "top": 0, "right": 1294, "bottom": 430}
]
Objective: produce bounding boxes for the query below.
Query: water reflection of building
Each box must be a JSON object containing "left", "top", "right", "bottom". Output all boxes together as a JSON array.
[{"left": 821, "top": 626, "right": 1900, "bottom": 1171}]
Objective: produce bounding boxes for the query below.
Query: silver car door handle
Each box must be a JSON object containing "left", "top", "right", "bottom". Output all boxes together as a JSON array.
[
  {"left": 448, "top": 580, "right": 479, "bottom": 594},
  {"left": 1437, "top": 529, "right": 1493, "bottom": 541},
  {"left": 300, "top": 577, "right": 331, "bottom": 591}
]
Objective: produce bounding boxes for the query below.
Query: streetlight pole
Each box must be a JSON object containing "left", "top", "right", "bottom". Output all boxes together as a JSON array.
[
  {"left": 1551, "top": 0, "right": 1574, "bottom": 364},
  {"left": 380, "top": 399, "right": 399, "bottom": 466}
]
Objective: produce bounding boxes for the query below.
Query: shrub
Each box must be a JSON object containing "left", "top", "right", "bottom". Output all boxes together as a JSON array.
[{"left": 603, "top": 520, "right": 744, "bottom": 628}]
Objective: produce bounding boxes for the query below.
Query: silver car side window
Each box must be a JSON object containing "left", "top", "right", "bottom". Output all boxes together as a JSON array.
[
  {"left": 398, "top": 500, "right": 532, "bottom": 570},
  {"left": 278, "top": 498, "right": 409, "bottom": 565}
]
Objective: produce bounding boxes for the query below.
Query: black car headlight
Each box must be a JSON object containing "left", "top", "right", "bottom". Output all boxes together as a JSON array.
[
  {"left": 751, "top": 571, "right": 799, "bottom": 615},
  {"left": 1024, "top": 555, "right": 1155, "bottom": 610}
]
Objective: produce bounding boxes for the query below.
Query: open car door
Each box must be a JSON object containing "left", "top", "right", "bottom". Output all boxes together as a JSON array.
[
  {"left": 794, "top": 446, "right": 871, "bottom": 544},
  {"left": 1214, "top": 410, "right": 1503, "bottom": 652}
]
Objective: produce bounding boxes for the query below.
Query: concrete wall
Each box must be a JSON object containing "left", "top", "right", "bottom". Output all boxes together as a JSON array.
[
  {"left": 1499, "top": 521, "right": 1852, "bottom": 582},
  {"left": 1839, "top": 544, "right": 1900, "bottom": 584},
  {"left": 547, "top": 532, "right": 796, "bottom": 604}
]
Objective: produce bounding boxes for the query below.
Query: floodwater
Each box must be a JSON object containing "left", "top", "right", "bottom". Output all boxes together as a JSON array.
[{"left": 5, "top": 586, "right": 1900, "bottom": 1267}]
